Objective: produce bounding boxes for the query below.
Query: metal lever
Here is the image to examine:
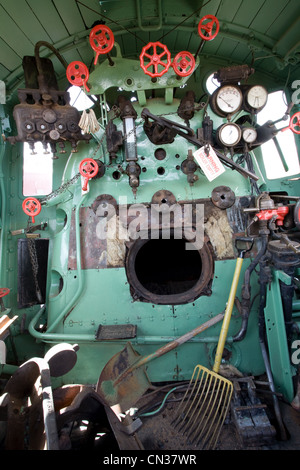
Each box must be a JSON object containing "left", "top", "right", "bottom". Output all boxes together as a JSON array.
[{"left": 141, "top": 109, "right": 259, "bottom": 181}]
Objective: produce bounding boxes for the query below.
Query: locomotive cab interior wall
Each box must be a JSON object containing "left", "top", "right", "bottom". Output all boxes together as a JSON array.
[{"left": 0, "top": 0, "right": 299, "bottom": 452}]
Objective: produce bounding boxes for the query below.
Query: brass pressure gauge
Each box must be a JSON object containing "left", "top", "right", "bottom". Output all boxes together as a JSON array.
[
  {"left": 246, "top": 85, "right": 268, "bottom": 111},
  {"left": 242, "top": 127, "right": 257, "bottom": 144},
  {"left": 217, "top": 122, "right": 242, "bottom": 147},
  {"left": 214, "top": 85, "right": 243, "bottom": 115}
]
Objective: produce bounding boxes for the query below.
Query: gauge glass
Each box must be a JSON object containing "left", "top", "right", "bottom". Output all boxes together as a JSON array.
[
  {"left": 247, "top": 85, "right": 268, "bottom": 110},
  {"left": 242, "top": 127, "right": 257, "bottom": 143},
  {"left": 216, "top": 85, "right": 243, "bottom": 114},
  {"left": 219, "top": 123, "right": 241, "bottom": 146}
]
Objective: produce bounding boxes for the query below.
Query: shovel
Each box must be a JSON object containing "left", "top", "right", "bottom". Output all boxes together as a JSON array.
[{"left": 96, "top": 312, "right": 224, "bottom": 412}]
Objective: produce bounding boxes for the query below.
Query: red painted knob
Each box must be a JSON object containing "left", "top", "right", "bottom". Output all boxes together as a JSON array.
[
  {"left": 0, "top": 288, "right": 10, "bottom": 298},
  {"left": 66, "top": 61, "right": 90, "bottom": 92},
  {"left": 79, "top": 158, "right": 99, "bottom": 191},
  {"left": 22, "top": 197, "right": 42, "bottom": 224},
  {"left": 198, "top": 15, "right": 220, "bottom": 41},
  {"left": 172, "top": 51, "right": 196, "bottom": 77},
  {"left": 140, "top": 41, "right": 171, "bottom": 77},
  {"left": 89, "top": 25, "right": 114, "bottom": 65}
]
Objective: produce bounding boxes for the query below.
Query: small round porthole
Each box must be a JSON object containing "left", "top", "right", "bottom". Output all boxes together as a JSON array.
[{"left": 125, "top": 231, "right": 214, "bottom": 305}]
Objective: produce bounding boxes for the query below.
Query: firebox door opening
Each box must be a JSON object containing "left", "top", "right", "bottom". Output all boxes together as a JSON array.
[{"left": 125, "top": 234, "right": 214, "bottom": 305}]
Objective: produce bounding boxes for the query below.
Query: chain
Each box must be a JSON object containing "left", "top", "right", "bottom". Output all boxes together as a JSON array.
[{"left": 39, "top": 104, "right": 203, "bottom": 203}]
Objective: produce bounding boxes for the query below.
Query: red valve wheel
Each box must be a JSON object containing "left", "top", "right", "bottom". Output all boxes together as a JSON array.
[
  {"left": 172, "top": 51, "right": 196, "bottom": 77},
  {"left": 22, "top": 197, "right": 42, "bottom": 224},
  {"left": 0, "top": 287, "right": 10, "bottom": 298},
  {"left": 79, "top": 158, "right": 99, "bottom": 191},
  {"left": 89, "top": 24, "right": 114, "bottom": 65},
  {"left": 66, "top": 61, "right": 90, "bottom": 92},
  {"left": 288, "top": 112, "right": 300, "bottom": 134},
  {"left": 140, "top": 41, "right": 171, "bottom": 77},
  {"left": 198, "top": 15, "right": 220, "bottom": 41}
]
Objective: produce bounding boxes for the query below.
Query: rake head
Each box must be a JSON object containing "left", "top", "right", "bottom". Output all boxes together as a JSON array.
[{"left": 172, "top": 364, "right": 233, "bottom": 450}]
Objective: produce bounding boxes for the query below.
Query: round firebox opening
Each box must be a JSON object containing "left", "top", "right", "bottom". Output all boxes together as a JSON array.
[{"left": 125, "top": 233, "right": 214, "bottom": 305}]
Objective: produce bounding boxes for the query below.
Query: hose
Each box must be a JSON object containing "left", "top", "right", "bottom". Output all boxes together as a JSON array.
[
  {"left": 258, "top": 257, "right": 288, "bottom": 441},
  {"left": 233, "top": 233, "right": 268, "bottom": 342}
]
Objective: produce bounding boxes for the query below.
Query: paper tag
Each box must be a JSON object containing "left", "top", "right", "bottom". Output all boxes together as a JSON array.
[{"left": 194, "top": 145, "right": 225, "bottom": 182}]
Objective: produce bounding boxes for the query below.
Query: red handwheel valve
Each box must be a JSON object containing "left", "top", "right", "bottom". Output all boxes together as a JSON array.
[
  {"left": 89, "top": 24, "right": 115, "bottom": 65},
  {"left": 140, "top": 41, "right": 171, "bottom": 77},
  {"left": 0, "top": 287, "right": 10, "bottom": 312},
  {"left": 79, "top": 158, "right": 99, "bottom": 191},
  {"left": 172, "top": 51, "right": 196, "bottom": 77},
  {"left": 66, "top": 61, "right": 90, "bottom": 92},
  {"left": 198, "top": 15, "right": 220, "bottom": 41},
  {"left": 281, "top": 111, "right": 300, "bottom": 134},
  {"left": 22, "top": 197, "right": 42, "bottom": 224}
]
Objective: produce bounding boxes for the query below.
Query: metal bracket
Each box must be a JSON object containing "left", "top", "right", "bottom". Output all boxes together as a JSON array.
[{"left": 264, "top": 269, "right": 296, "bottom": 402}]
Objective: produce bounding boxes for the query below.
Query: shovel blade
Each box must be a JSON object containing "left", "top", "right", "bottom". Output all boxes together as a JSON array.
[{"left": 96, "top": 342, "right": 151, "bottom": 412}]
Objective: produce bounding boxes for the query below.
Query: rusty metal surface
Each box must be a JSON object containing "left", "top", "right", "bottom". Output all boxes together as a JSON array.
[
  {"left": 96, "top": 314, "right": 224, "bottom": 412},
  {"left": 3, "top": 358, "right": 59, "bottom": 450},
  {"left": 68, "top": 195, "right": 251, "bottom": 271},
  {"left": 211, "top": 186, "right": 236, "bottom": 209}
]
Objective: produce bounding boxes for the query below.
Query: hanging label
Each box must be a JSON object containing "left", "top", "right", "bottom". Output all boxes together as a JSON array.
[{"left": 194, "top": 145, "right": 225, "bottom": 181}]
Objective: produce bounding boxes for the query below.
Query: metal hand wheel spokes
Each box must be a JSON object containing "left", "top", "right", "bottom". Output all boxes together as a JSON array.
[
  {"left": 140, "top": 41, "right": 171, "bottom": 77},
  {"left": 89, "top": 24, "right": 115, "bottom": 65},
  {"left": 172, "top": 51, "right": 195, "bottom": 77}
]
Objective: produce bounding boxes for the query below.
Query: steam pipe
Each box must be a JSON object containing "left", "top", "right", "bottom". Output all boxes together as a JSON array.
[
  {"left": 233, "top": 234, "right": 268, "bottom": 342},
  {"left": 34, "top": 41, "right": 68, "bottom": 93},
  {"left": 44, "top": 190, "right": 88, "bottom": 334},
  {"left": 0, "top": 131, "right": 7, "bottom": 286},
  {"left": 29, "top": 303, "right": 234, "bottom": 344}
]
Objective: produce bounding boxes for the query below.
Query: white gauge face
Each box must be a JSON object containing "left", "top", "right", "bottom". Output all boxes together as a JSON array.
[
  {"left": 218, "top": 123, "right": 241, "bottom": 146},
  {"left": 247, "top": 85, "right": 268, "bottom": 110},
  {"left": 242, "top": 127, "right": 257, "bottom": 143},
  {"left": 216, "top": 85, "right": 243, "bottom": 114}
]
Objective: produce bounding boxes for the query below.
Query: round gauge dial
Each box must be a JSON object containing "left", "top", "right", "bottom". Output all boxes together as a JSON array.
[
  {"left": 215, "top": 85, "right": 243, "bottom": 114},
  {"left": 246, "top": 85, "right": 268, "bottom": 110},
  {"left": 242, "top": 127, "right": 257, "bottom": 143},
  {"left": 218, "top": 122, "right": 241, "bottom": 147}
]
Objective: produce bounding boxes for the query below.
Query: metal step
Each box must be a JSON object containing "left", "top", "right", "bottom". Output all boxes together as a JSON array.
[{"left": 230, "top": 376, "right": 277, "bottom": 447}]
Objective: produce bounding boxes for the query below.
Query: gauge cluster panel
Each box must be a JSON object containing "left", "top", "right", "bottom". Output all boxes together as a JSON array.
[{"left": 209, "top": 81, "right": 269, "bottom": 151}]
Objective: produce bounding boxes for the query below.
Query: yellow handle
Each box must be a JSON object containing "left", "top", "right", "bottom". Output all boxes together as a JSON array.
[{"left": 213, "top": 257, "right": 244, "bottom": 373}]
